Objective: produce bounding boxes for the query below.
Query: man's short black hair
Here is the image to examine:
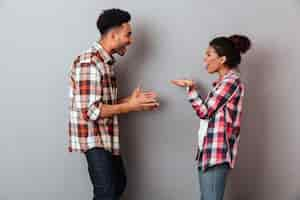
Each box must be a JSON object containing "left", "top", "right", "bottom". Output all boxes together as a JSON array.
[{"left": 97, "top": 8, "right": 131, "bottom": 35}]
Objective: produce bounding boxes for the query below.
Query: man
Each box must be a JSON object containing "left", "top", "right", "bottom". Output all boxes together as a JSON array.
[{"left": 68, "top": 8, "right": 159, "bottom": 200}]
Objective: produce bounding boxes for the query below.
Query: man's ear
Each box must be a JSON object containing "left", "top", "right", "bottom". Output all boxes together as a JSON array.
[
  {"left": 219, "top": 56, "right": 227, "bottom": 65},
  {"left": 108, "top": 30, "right": 116, "bottom": 40},
  {"left": 110, "top": 27, "right": 121, "bottom": 40}
]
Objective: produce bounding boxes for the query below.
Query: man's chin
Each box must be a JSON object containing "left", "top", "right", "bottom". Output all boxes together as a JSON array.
[
  {"left": 116, "top": 47, "right": 127, "bottom": 56},
  {"left": 117, "top": 51, "right": 126, "bottom": 56}
]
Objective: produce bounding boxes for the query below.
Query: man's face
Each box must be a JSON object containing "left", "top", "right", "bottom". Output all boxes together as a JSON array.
[{"left": 113, "top": 22, "right": 133, "bottom": 56}]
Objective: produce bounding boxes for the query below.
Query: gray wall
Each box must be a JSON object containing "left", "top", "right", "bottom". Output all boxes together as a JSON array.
[{"left": 0, "top": 0, "right": 299, "bottom": 200}]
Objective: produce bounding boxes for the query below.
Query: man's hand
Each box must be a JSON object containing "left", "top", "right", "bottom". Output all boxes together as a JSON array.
[
  {"left": 171, "top": 79, "right": 195, "bottom": 87},
  {"left": 99, "top": 87, "right": 159, "bottom": 117},
  {"left": 128, "top": 87, "right": 159, "bottom": 111}
]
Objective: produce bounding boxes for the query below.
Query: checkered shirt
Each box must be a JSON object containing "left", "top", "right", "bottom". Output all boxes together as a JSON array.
[
  {"left": 68, "top": 42, "right": 120, "bottom": 155},
  {"left": 187, "top": 70, "right": 245, "bottom": 171}
]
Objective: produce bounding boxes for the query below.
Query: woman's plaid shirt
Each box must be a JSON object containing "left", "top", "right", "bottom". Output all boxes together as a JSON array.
[
  {"left": 187, "top": 70, "right": 245, "bottom": 171},
  {"left": 68, "top": 42, "right": 120, "bottom": 155}
]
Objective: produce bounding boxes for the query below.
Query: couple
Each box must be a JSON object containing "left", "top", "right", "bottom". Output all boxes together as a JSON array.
[{"left": 68, "top": 8, "right": 251, "bottom": 200}]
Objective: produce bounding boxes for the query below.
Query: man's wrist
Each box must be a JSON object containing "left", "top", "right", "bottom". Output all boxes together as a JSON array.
[{"left": 119, "top": 102, "right": 133, "bottom": 114}]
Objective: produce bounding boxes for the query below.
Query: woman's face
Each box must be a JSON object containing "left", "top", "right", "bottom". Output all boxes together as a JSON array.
[{"left": 203, "top": 46, "right": 225, "bottom": 73}]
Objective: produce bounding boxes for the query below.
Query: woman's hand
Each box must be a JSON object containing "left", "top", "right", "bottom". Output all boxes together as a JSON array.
[{"left": 170, "top": 79, "right": 195, "bottom": 87}]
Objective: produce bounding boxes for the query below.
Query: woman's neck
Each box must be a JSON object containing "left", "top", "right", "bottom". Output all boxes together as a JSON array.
[{"left": 218, "top": 66, "right": 231, "bottom": 79}]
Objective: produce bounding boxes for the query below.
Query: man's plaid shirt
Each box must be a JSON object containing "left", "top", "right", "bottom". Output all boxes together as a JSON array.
[
  {"left": 68, "top": 42, "right": 120, "bottom": 155},
  {"left": 187, "top": 70, "right": 245, "bottom": 171}
]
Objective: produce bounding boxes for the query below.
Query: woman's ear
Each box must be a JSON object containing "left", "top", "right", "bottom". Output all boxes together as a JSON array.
[{"left": 219, "top": 56, "right": 226, "bottom": 65}]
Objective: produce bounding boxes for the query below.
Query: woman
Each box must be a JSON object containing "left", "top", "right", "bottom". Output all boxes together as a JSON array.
[{"left": 171, "top": 35, "right": 251, "bottom": 200}]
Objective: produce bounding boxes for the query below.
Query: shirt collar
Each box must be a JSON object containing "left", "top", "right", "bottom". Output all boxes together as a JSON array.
[
  {"left": 212, "top": 69, "right": 239, "bottom": 87},
  {"left": 93, "top": 42, "right": 116, "bottom": 65}
]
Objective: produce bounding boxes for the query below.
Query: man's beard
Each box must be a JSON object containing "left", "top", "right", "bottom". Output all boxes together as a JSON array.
[{"left": 115, "top": 46, "right": 127, "bottom": 56}]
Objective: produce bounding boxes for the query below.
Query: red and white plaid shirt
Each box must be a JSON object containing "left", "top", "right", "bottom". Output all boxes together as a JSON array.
[
  {"left": 68, "top": 42, "right": 120, "bottom": 155},
  {"left": 187, "top": 70, "right": 245, "bottom": 171}
]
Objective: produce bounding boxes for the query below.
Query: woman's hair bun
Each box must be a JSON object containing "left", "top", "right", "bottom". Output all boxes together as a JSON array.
[{"left": 228, "top": 35, "right": 251, "bottom": 54}]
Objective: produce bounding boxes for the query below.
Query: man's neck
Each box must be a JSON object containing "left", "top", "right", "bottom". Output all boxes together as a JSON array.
[{"left": 99, "top": 39, "right": 113, "bottom": 56}]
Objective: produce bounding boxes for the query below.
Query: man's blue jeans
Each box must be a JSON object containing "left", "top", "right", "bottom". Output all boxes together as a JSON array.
[
  {"left": 198, "top": 163, "right": 230, "bottom": 200},
  {"left": 85, "top": 148, "right": 127, "bottom": 200}
]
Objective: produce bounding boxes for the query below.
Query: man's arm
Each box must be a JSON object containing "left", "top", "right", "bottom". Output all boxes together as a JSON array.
[
  {"left": 72, "top": 62, "right": 103, "bottom": 121},
  {"left": 100, "top": 88, "right": 159, "bottom": 118},
  {"left": 72, "top": 61, "right": 159, "bottom": 120}
]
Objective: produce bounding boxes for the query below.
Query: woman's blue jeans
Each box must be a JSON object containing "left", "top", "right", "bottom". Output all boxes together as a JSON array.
[{"left": 198, "top": 163, "right": 230, "bottom": 200}]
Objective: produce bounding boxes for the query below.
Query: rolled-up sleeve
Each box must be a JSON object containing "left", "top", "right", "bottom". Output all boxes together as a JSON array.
[
  {"left": 187, "top": 78, "right": 239, "bottom": 119},
  {"left": 72, "top": 62, "right": 103, "bottom": 121}
]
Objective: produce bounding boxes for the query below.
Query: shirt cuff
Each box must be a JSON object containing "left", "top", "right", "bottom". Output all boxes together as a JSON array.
[
  {"left": 87, "top": 102, "right": 102, "bottom": 121},
  {"left": 187, "top": 86, "right": 200, "bottom": 101}
]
